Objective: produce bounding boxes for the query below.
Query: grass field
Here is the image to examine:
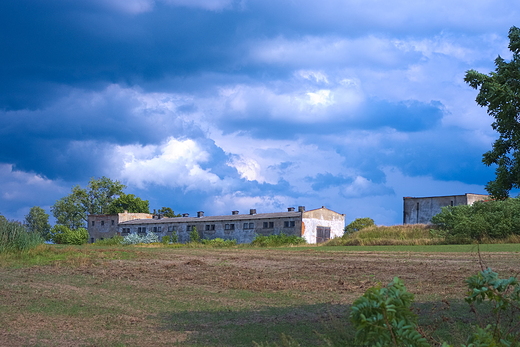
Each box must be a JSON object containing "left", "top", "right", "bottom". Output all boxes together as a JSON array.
[{"left": 1, "top": 244, "right": 519, "bottom": 346}]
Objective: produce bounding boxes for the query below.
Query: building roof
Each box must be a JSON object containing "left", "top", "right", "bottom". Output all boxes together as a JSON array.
[{"left": 119, "top": 211, "right": 303, "bottom": 225}]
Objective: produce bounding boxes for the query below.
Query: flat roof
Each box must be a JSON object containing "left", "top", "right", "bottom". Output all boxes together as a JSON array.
[{"left": 120, "top": 211, "right": 302, "bottom": 225}]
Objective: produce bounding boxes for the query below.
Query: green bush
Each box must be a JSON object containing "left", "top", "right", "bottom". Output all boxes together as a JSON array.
[
  {"left": 189, "top": 226, "right": 201, "bottom": 243},
  {"left": 201, "top": 238, "right": 237, "bottom": 247},
  {"left": 170, "top": 230, "right": 178, "bottom": 243},
  {"left": 349, "top": 268, "right": 520, "bottom": 347},
  {"left": 251, "top": 233, "right": 306, "bottom": 247},
  {"left": 93, "top": 235, "right": 124, "bottom": 246},
  {"left": 51, "top": 225, "right": 88, "bottom": 245},
  {"left": 161, "top": 235, "right": 170, "bottom": 245},
  {"left": 431, "top": 198, "right": 520, "bottom": 241},
  {"left": 0, "top": 218, "right": 44, "bottom": 253},
  {"left": 344, "top": 217, "right": 375, "bottom": 235}
]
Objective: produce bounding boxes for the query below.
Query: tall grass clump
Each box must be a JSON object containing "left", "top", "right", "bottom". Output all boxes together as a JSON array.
[
  {"left": 92, "top": 235, "right": 124, "bottom": 246},
  {"left": 0, "top": 218, "right": 44, "bottom": 253},
  {"left": 251, "top": 233, "right": 306, "bottom": 247},
  {"left": 326, "top": 224, "right": 442, "bottom": 246},
  {"left": 201, "top": 238, "right": 237, "bottom": 247}
]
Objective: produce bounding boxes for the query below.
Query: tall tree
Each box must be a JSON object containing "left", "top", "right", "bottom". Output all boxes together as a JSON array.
[
  {"left": 52, "top": 177, "right": 126, "bottom": 228},
  {"left": 25, "top": 206, "right": 51, "bottom": 241},
  {"left": 156, "top": 207, "right": 181, "bottom": 218},
  {"left": 106, "top": 193, "right": 150, "bottom": 214},
  {"left": 465, "top": 26, "right": 520, "bottom": 199}
]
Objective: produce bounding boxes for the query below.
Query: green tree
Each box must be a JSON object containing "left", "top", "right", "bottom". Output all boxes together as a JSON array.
[
  {"left": 189, "top": 226, "right": 201, "bottom": 243},
  {"left": 50, "top": 225, "right": 88, "bottom": 245},
  {"left": 0, "top": 214, "right": 6, "bottom": 223},
  {"left": 52, "top": 177, "right": 125, "bottom": 228},
  {"left": 344, "top": 217, "right": 375, "bottom": 234},
  {"left": 465, "top": 26, "right": 520, "bottom": 199},
  {"left": 107, "top": 193, "right": 150, "bottom": 214},
  {"left": 157, "top": 207, "right": 180, "bottom": 218},
  {"left": 24, "top": 206, "right": 51, "bottom": 241}
]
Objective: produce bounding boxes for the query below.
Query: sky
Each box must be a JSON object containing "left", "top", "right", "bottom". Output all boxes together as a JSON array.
[{"left": 1, "top": 0, "right": 518, "bottom": 225}]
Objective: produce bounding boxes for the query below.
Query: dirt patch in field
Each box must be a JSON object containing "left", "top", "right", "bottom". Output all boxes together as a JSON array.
[{"left": 1, "top": 247, "right": 518, "bottom": 346}]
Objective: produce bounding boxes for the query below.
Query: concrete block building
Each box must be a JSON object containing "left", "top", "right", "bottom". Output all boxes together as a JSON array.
[
  {"left": 403, "top": 193, "right": 490, "bottom": 224},
  {"left": 87, "top": 206, "right": 345, "bottom": 244}
]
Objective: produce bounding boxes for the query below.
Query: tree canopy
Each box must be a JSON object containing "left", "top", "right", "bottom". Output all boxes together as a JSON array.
[
  {"left": 156, "top": 207, "right": 181, "bottom": 218},
  {"left": 464, "top": 26, "right": 520, "bottom": 199},
  {"left": 25, "top": 206, "right": 51, "bottom": 241},
  {"left": 52, "top": 177, "right": 126, "bottom": 228},
  {"left": 106, "top": 193, "right": 150, "bottom": 214}
]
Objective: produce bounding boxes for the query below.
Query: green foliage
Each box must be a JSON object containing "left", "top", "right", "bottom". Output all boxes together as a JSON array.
[
  {"left": 344, "top": 217, "right": 375, "bottom": 234},
  {"left": 157, "top": 207, "right": 181, "bottom": 218},
  {"left": 350, "top": 269, "right": 520, "bottom": 347},
  {"left": 50, "top": 225, "right": 88, "bottom": 245},
  {"left": 170, "top": 230, "right": 178, "bottom": 243},
  {"left": 93, "top": 235, "right": 124, "bottom": 246},
  {"left": 464, "top": 268, "right": 520, "bottom": 346},
  {"left": 161, "top": 235, "right": 170, "bottom": 245},
  {"left": 52, "top": 176, "right": 125, "bottom": 228},
  {"left": 0, "top": 218, "right": 44, "bottom": 253},
  {"left": 251, "top": 233, "right": 306, "bottom": 247},
  {"left": 464, "top": 26, "right": 520, "bottom": 199},
  {"left": 106, "top": 193, "right": 150, "bottom": 214},
  {"left": 24, "top": 206, "right": 51, "bottom": 241},
  {"left": 431, "top": 199, "right": 520, "bottom": 241},
  {"left": 350, "top": 277, "right": 429, "bottom": 347},
  {"left": 201, "top": 238, "right": 237, "bottom": 247},
  {"left": 189, "top": 226, "right": 201, "bottom": 243}
]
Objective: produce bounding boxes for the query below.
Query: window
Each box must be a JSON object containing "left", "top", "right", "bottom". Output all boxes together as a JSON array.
[
  {"left": 158, "top": 226, "right": 162, "bottom": 232},
  {"left": 225, "top": 224, "right": 235, "bottom": 230},
  {"left": 205, "top": 224, "right": 215, "bottom": 231},
  {"left": 101, "top": 220, "right": 104, "bottom": 226},
  {"left": 263, "top": 222, "right": 274, "bottom": 228},
  {"left": 142, "top": 227, "right": 146, "bottom": 233},
  {"left": 284, "top": 221, "right": 295, "bottom": 228},
  {"left": 92, "top": 221, "right": 95, "bottom": 226},
  {"left": 153, "top": 227, "right": 157, "bottom": 232},
  {"left": 111, "top": 220, "right": 115, "bottom": 225},
  {"left": 187, "top": 225, "right": 193, "bottom": 231},
  {"left": 168, "top": 226, "right": 176, "bottom": 232},
  {"left": 244, "top": 223, "right": 255, "bottom": 229},
  {"left": 121, "top": 228, "right": 130, "bottom": 235}
]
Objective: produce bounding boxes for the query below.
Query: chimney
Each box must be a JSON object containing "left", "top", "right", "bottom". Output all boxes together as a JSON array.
[
  {"left": 287, "top": 207, "right": 295, "bottom": 212},
  {"left": 250, "top": 209, "right": 257, "bottom": 215},
  {"left": 182, "top": 213, "right": 189, "bottom": 217},
  {"left": 232, "top": 210, "right": 239, "bottom": 215},
  {"left": 298, "top": 206, "right": 305, "bottom": 212},
  {"left": 197, "top": 211, "right": 204, "bottom": 218}
]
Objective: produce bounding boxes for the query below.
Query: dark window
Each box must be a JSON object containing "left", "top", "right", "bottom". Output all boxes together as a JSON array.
[
  {"left": 205, "top": 224, "right": 215, "bottom": 231},
  {"left": 243, "top": 223, "right": 248, "bottom": 229},
  {"left": 225, "top": 224, "right": 235, "bottom": 230},
  {"left": 92, "top": 221, "right": 95, "bottom": 226},
  {"left": 284, "top": 221, "right": 295, "bottom": 228},
  {"left": 158, "top": 226, "right": 162, "bottom": 232},
  {"left": 111, "top": 220, "right": 115, "bottom": 225},
  {"left": 90, "top": 238, "right": 95, "bottom": 243},
  {"left": 187, "top": 225, "right": 193, "bottom": 231},
  {"left": 263, "top": 222, "right": 274, "bottom": 228},
  {"left": 153, "top": 227, "right": 157, "bottom": 232},
  {"left": 101, "top": 221, "right": 104, "bottom": 226}
]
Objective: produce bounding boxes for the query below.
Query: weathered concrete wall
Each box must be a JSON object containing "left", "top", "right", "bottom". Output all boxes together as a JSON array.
[
  {"left": 403, "top": 193, "right": 490, "bottom": 224},
  {"left": 88, "top": 212, "right": 153, "bottom": 243},
  {"left": 301, "top": 207, "right": 345, "bottom": 243}
]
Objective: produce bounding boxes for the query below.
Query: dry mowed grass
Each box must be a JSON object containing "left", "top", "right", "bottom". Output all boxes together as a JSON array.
[{"left": 1, "top": 246, "right": 519, "bottom": 346}]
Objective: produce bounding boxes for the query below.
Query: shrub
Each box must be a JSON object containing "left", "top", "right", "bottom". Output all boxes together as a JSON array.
[
  {"left": 51, "top": 225, "right": 88, "bottom": 245},
  {"left": 93, "top": 235, "right": 124, "bottom": 246},
  {"left": 0, "top": 218, "right": 43, "bottom": 253},
  {"left": 201, "top": 238, "right": 237, "bottom": 247},
  {"left": 344, "top": 217, "right": 375, "bottom": 235},
  {"left": 161, "top": 235, "right": 170, "bottom": 245},
  {"left": 431, "top": 198, "right": 520, "bottom": 241},
  {"left": 170, "top": 230, "right": 178, "bottom": 243},
  {"left": 121, "top": 232, "right": 159, "bottom": 245},
  {"left": 189, "top": 226, "right": 201, "bottom": 243},
  {"left": 251, "top": 233, "right": 306, "bottom": 247}
]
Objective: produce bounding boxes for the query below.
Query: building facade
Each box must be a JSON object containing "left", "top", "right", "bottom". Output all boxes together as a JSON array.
[
  {"left": 87, "top": 206, "right": 345, "bottom": 244},
  {"left": 403, "top": 193, "right": 489, "bottom": 224}
]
